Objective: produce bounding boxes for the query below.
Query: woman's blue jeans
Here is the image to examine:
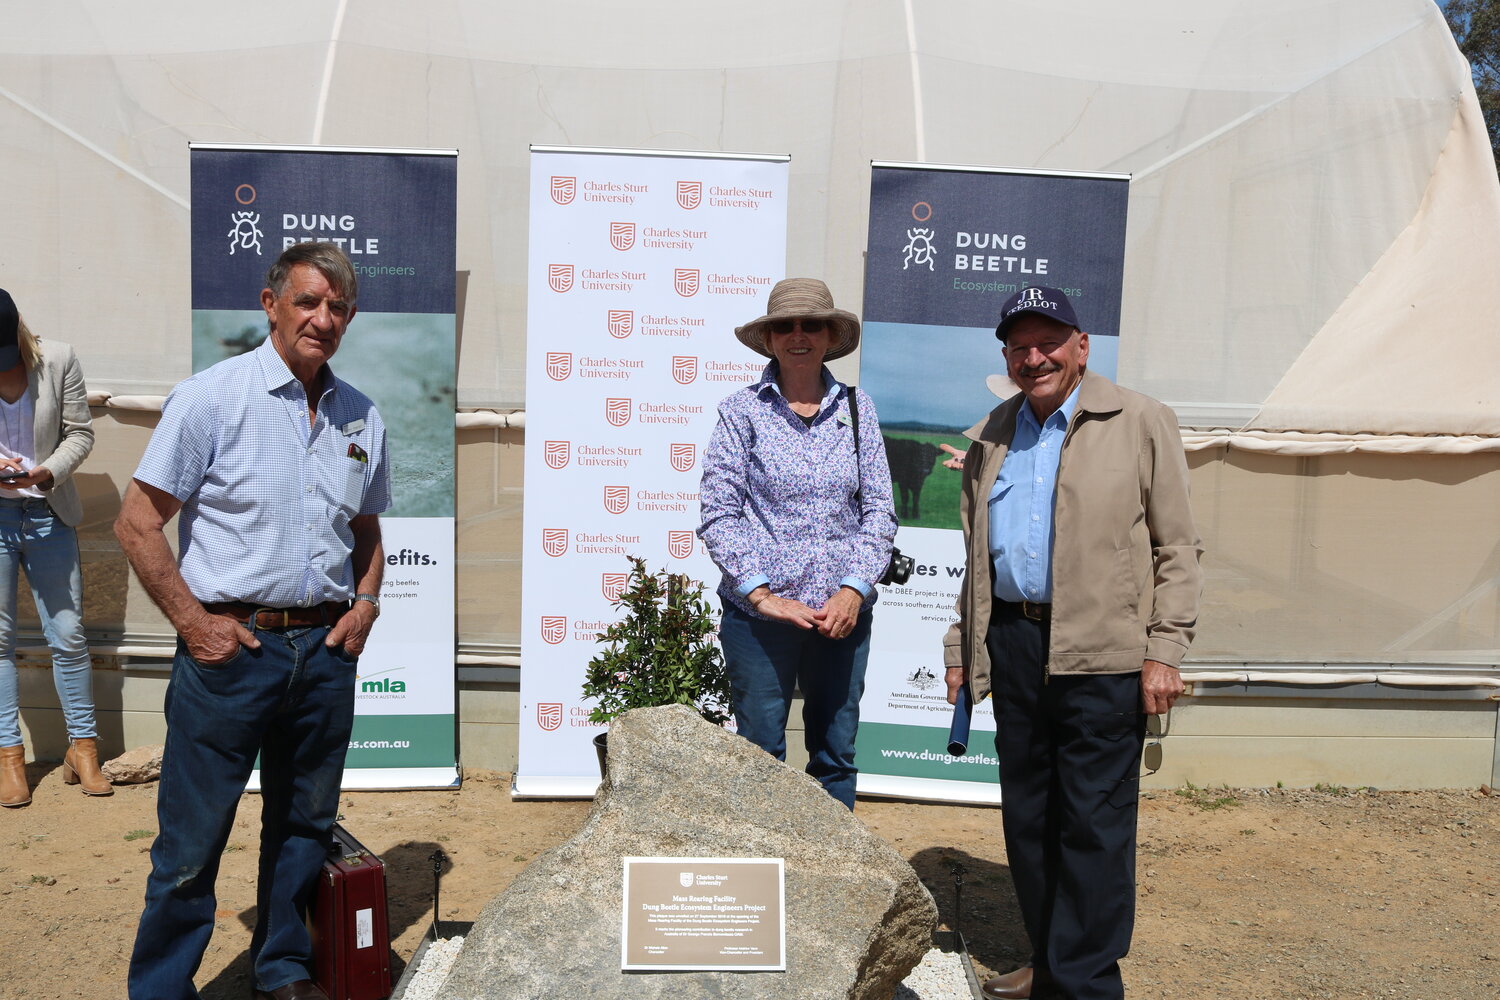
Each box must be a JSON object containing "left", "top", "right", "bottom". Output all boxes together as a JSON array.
[
  {"left": 0, "top": 498, "right": 93, "bottom": 746},
  {"left": 718, "top": 600, "right": 872, "bottom": 809},
  {"left": 128, "top": 624, "right": 357, "bottom": 1000}
]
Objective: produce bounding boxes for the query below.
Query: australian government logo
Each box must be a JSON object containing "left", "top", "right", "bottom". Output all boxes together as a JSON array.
[
  {"left": 537, "top": 702, "right": 564, "bottom": 731},
  {"left": 609, "top": 221, "right": 636, "bottom": 251},
  {"left": 677, "top": 180, "right": 702, "bottom": 210},
  {"left": 550, "top": 176, "right": 576, "bottom": 205},
  {"left": 906, "top": 666, "right": 940, "bottom": 691},
  {"left": 607, "top": 309, "right": 634, "bottom": 339},
  {"left": 543, "top": 440, "right": 570, "bottom": 470},
  {"left": 545, "top": 352, "right": 572, "bottom": 381},
  {"left": 541, "top": 528, "right": 569, "bottom": 557}
]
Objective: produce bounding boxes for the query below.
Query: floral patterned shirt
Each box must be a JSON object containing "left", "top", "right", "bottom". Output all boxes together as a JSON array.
[{"left": 698, "top": 362, "right": 897, "bottom": 618}]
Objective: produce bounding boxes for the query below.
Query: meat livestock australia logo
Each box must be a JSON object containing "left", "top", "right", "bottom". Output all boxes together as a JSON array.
[
  {"left": 544, "top": 440, "right": 570, "bottom": 469},
  {"left": 601, "top": 572, "right": 629, "bottom": 602},
  {"left": 669, "top": 442, "right": 696, "bottom": 472},
  {"left": 540, "top": 616, "right": 567, "bottom": 645},
  {"left": 537, "top": 702, "right": 563, "bottom": 731},
  {"left": 677, "top": 181, "right": 702, "bottom": 210},
  {"left": 671, "top": 356, "right": 698, "bottom": 385},
  {"left": 609, "top": 221, "right": 636, "bottom": 251},
  {"left": 603, "top": 485, "right": 630, "bottom": 515},
  {"left": 674, "top": 268, "right": 700, "bottom": 297},
  {"left": 607, "top": 309, "right": 634, "bottom": 339},
  {"left": 548, "top": 264, "right": 574, "bottom": 293},
  {"left": 541, "top": 527, "right": 569, "bottom": 557},
  {"left": 667, "top": 530, "right": 695, "bottom": 560},
  {"left": 605, "top": 397, "right": 632, "bottom": 427},
  {"left": 550, "top": 176, "right": 575, "bottom": 205},
  {"left": 545, "top": 352, "right": 572, "bottom": 381}
]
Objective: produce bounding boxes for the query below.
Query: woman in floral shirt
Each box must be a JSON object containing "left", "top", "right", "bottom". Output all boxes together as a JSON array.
[{"left": 698, "top": 278, "right": 896, "bottom": 809}]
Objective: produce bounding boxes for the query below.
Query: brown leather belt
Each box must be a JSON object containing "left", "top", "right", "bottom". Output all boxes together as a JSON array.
[
  {"left": 995, "top": 599, "right": 1051, "bottom": 622},
  {"left": 204, "top": 600, "right": 350, "bottom": 629}
]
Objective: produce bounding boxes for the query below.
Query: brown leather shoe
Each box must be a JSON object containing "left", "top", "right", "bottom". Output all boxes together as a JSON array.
[
  {"left": 253, "top": 980, "right": 330, "bottom": 1000},
  {"left": 0, "top": 744, "right": 31, "bottom": 807},
  {"left": 62, "top": 737, "right": 114, "bottom": 796},
  {"left": 981, "top": 964, "right": 1054, "bottom": 1000}
]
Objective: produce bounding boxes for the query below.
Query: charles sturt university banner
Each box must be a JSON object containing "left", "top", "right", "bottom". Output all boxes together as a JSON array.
[
  {"left": 856, "top": 162, "right": 1130, "bottom": 804},
  {"left": 518, "top": 146, "right": 789, "bottom": 796},
  {"left": 190, "top": 144, "right": 458, "bottom": 789}
]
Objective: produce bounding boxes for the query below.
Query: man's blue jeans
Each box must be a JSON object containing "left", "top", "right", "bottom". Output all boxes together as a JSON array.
[
  {"left": 717, "top": 601, "right": 872, "bottom": 809},
  {"left": 0, "top": 498, "right": 94, "bottom": 746},
  {"left": 128, "top": 625, "right": 356, "bottom": 1000}
]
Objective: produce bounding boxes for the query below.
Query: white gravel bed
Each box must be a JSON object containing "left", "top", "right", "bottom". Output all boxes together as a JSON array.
[{"left": 398, "top": 940, "right": 974, "bottom": 999}]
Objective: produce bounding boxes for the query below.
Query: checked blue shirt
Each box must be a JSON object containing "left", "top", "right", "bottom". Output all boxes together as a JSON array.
[{"left": 135, "top": 338, "right": 390, "bottom": 607}]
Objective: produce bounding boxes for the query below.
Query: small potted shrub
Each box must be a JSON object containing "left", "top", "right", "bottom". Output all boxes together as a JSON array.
[{"left": 581, "top": 556, "right": 733, "bottom": 773}]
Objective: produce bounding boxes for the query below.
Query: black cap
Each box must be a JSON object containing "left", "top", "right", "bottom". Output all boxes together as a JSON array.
[
  {"left": 994, "top": 286, "right": 1080, "bottom": 342},
  {"left": 0, "top": 289, "right": 19, "bottom": 370}
]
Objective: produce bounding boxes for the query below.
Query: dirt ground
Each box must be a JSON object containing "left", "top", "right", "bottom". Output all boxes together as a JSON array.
[{"left": 1, "top": 763, "right": 1497, "bottom": 1000}]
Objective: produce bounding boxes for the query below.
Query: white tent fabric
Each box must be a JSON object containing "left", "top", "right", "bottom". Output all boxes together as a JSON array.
[{"left": 0, "top": 0, "right": 1494, "bottom": 446}]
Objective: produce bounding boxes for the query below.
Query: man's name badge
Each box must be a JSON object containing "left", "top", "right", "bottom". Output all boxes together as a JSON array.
[{"left": 340, "top": 419, "right": 366, "bottom": 435}]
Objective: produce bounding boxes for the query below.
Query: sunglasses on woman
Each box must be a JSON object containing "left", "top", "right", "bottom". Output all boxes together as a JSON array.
[{"left": 768, "top": 319, "right": 826, "bottom": 335}]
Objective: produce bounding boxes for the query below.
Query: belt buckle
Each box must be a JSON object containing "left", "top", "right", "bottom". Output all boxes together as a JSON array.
[
  {"left": 1021, "top": 600, "right": 1044, "bottom": 621},
  {"left": 253, "top": 607, "right": 289, "bottom": 628}
]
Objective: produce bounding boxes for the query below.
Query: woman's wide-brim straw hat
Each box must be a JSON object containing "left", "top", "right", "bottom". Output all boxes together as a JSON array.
[{"left": 734, "top": 278, "right": 862, "bottom": 362}]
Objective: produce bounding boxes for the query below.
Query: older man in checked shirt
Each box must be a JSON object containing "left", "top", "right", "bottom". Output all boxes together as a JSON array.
[{"left": 117, "top": 243, "right": 389, "bottom": 1000}]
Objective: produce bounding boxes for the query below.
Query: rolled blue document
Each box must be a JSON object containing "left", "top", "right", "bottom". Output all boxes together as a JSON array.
[{"left": 946, "top": 683, "right": 974, "bottom": 757}]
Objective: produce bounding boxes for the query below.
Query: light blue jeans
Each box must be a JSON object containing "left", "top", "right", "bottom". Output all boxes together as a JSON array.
[{"left": 0, "top": 497, "right": 94, "bottom": 746}]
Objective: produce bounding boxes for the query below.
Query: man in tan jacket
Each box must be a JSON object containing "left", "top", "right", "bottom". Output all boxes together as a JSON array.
[{"left": 944, "top": 286, "right": 1202, "bottom": 1000}]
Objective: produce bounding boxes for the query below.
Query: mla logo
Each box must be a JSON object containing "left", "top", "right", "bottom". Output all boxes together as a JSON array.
[
  {"left": 228, "top": 211, "right": 264, "bottom": 256},
  {"left": 903, "top": 228, "right": 937, "bottom": 271},
  {"left": 540, "top": 616, "right": 567, "bottom": 645},
  {"left": 609, "top": 221, "right": 636, "bottom": 251},
  {"left": 667, "top": 530, "right": 695, "bottom": 560},
  {"left": 603, "top": 485, "right": 630, "bottom": 515},
  {"left": 550, "top": 176, "right": 576, "bottom": 205},
  {"left": 548, "top": 263, "right": 574, "bottom": 293},
  {"left": 671, "top": 356, "right": 698, "bottom": 385},
  {"left": 607, "top": 309, "right": 634, "bottom": 339},
  {"left": 601, "top": 572, "right": 629, "bottom": 602},
  {"left": 541, "top": 527, "right": 569, "bottom": 557},
  {"left": 545, "top": 352, "right": 572, "bottom": 381},
  {"left": 669, "top": 443, "right": 696, "bottom": 472},
  {"left": 677, "top": 181, "right": 702, "bottom": 210},
  {"left": 537, "top": 702, "right": 563, "bottom": 731},
  {"left": 674, "top": 268, "right": 700, "bottom": 297},
  {"left": 605, "top": 397, "right": 632, "bottom": 427},
  {"left": 543, "top": 440, "right": 570, "bottom": 469}
]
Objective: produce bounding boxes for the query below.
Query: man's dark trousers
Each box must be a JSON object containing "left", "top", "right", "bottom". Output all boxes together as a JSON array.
[{"left": 988, "top": 606, "right": 1146, "bottom": 1000}]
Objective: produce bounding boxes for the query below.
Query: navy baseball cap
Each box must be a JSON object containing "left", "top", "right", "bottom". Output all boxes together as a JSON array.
[{"left": 994, "top": 286, "right": 1080, "bottom": 342}]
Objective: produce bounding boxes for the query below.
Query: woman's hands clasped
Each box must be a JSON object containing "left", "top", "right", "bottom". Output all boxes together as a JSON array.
[{"left": 748, "top": 584, "right": 863, "bottom": 640}]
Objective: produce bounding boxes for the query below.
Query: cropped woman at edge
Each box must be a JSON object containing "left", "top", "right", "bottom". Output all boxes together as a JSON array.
[
  {"left": 0, "top": 288, "right": 106, "bottom": 807},
  {"left": 697, "top": 278, "right": 896, "bottom": 809}
]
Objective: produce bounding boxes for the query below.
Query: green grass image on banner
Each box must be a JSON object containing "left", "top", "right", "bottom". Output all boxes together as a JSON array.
[{"left": 878, "top": 429, "right": 969, "bottom": 531}]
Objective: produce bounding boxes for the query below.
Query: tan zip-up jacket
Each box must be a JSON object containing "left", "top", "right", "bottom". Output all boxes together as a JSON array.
[{"left": 942, "top": 371, "right": 1202, "bottom": 702}]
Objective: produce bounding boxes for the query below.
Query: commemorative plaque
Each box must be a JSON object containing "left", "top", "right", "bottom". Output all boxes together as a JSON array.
[{"left": 621, "top": 857, "right": 786, "bottom": 971}]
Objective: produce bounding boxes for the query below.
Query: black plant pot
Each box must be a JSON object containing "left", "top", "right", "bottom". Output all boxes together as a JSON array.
[{"left": 592, "top": 731, "right": 608, "bottom": 778}]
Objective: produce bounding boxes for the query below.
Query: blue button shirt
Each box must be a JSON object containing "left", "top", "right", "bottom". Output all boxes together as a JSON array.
[
  {"left": 988, "top": 384, "right": 1081, "bottom": 603},
  {"left": 135, "top": 339, "right": 391, "bottom": 607}
]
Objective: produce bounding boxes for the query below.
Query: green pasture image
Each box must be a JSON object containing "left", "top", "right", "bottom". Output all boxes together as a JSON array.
[{"left": 880, "top": 428, "right": 967, "bottom": 532}]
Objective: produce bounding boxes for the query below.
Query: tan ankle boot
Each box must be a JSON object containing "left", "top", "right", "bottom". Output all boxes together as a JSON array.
[
  {"left": 0, "top": 744, "right": 30, "bottom": 807},
  {"left": 62, "top": 737, "right": 113, "bottom": 796}
]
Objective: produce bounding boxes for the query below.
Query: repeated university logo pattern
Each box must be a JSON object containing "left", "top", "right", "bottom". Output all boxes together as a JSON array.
[
  {"left": 537, "top": 702, "right": 563, "bottom": 731},
  {"left": 540, "top": 616, "right": 567, "bottom": 645},
  {"left": 544, "top": 440, "right": 570, "bottom": 470},
  {"left": 550, "top": 176, "right": 576, "bottom": 205},
  {"left": 549, "top": 263, "right": 574, "bottom": 293},
  {"left": 542, "top": 527, "right": 569, "bottom": 557},
  {"left": 546, "top": 352, "right": 572, "bottom": 381},
  {"left": 677, "top": 180, "right": 702, "bottom": 210},
  {"left": 605, "top": 397, "right": 632, "bottom": 427},
  {"left": 674, "top": 268, "right": 700, "bottom": 297},
  {"left": 669, "top": 442, "right": 696, "bottom": 472},
  {"left": 667, "top": 530, "right": 695, "bottom": 560},
  {"left": 609, "top": 221, "right": 636, "bottom": 251},
  {"left": 608, "top": 309, "right": 634, "bottom": 339},
  {"left": 671, "top": 356, "right": 698, "bottom": 385},
  {"left": 601, "top": 572, "right": 629, "bottom": 602},
  {"left": 603, "top": 485, "right": 630, "bottom": 515}
]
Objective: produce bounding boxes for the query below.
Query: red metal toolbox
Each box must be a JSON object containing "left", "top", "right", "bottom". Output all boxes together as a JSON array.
[{"left": 310, "top": 823, "right": 392, "bottom": 1000}]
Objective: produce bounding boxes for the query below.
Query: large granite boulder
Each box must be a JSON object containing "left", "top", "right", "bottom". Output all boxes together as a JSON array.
[{"left": 439, "top": 704, "right": 937, "bottom": 999}]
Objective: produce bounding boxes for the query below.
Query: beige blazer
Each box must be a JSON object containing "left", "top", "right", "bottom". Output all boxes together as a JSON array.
[{"left": 21, "top": 339, "right": 94, "bottom": 526}]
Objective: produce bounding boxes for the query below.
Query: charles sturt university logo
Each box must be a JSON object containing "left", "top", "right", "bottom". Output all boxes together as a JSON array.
[
  {"left": 544, "top": 440, "right": 570, "bottom": 469},
  {"left": 672, "top": 356, "right": 698, "bottom": 385},
  {"left": 601, "top": 573, "right": 629, "bottom": 602},
  {"left": 677, "top": 181, "right": 702, "bottom": 210},
  {"left": 603, "top": 485, "right": 630, "bottom": 515},
  {"left": 550, "top": 176, "right": 576, "bottom": 205},
  {"left": 540, "top": 616, "right": 567, "bottom": 645},
  {"left": 607, "top": 309, "right": 634, "bottom": 339},
  {"left": 674, "top": 268, "right": 700, "bottom": 297},
  {"left": 669, "top": 443, "right": 696, "bottom": 472},
  {"left": 548, "top": 264, "right": 574, "bottom": 293},
  {"left": 609, "top": 221, "right": 636, "bottom": 251},
  {"left": 545, "top": 352, "right": 572, "bottom": 381},
  {"left": 679, "top": 871, "right": 695, "bottom": 888},
  {"left": 605, "top": 397, "right": 632, "bottom": 427},
  {"left": 541, "top": 528, "right": 569, "bottom": 557},
  {"left": 667, "top": 530, "right": 694, "bottom": 560},
  {"left": 537, "top": 703, "right": 563, "bottom": 731}
]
